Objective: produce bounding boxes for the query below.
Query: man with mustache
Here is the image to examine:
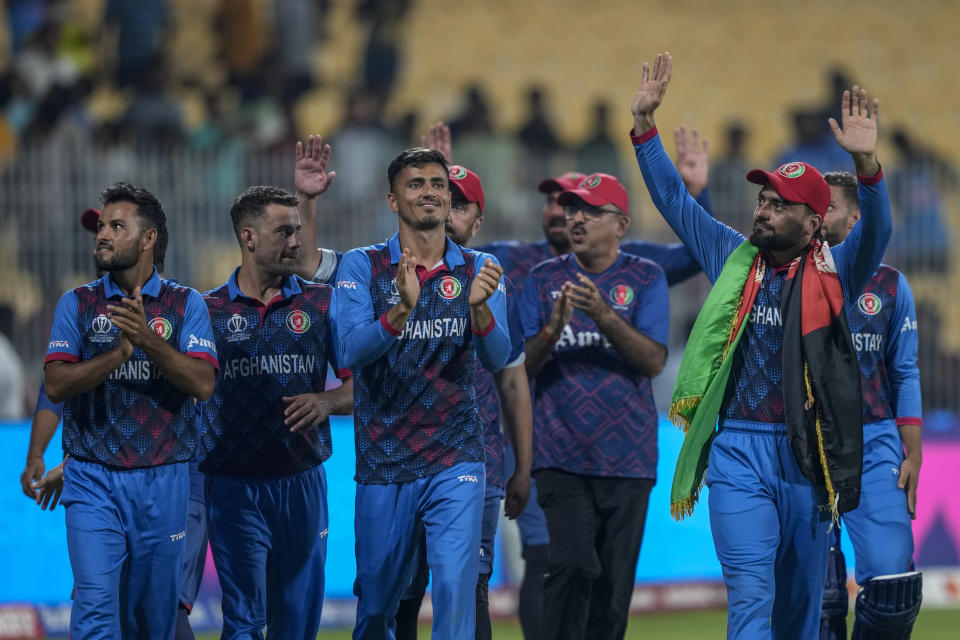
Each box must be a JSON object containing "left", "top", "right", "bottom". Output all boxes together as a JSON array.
[
  {"left": 200, "top": 185, "right": 353, "bottom": 639},
  {"left": 333, "top": 148, "right": 510, "bottom": 640},
  {"left": 520, "top": 172, "right": 669, "bottom": 640},
  {"left": 41, "top": 183, "right": 218, "bottom": 639},
  {"left": 630, "top": 52, "right": 891, "bottom": 638},
  {"left": 817, "top": 171, "right": 922, "bottom": 639}
]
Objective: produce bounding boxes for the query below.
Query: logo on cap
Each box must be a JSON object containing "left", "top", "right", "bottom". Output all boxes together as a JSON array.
[
  {"left": 286, "top": 310, "right": 311, "bottom": 334},
  {"left": 438, "top": 276, "right": 462, "bottom": 300},
  {"left": 609, "top": 284, "right": 635, "bottom": 308},
  {"left": 857, "top": 293, "right": 882, "bottom": 316},
  {"left": 449, "top": 166, "right": 467, "bottom": 180},
  {"left": 582, "top": 175, "right": 602, "bottom": 189},
  {"left": 149, "top": 317, "right": 173, "bottom": 340},
  {"left": 778, "top": 163, "right": 806, "bottom": 179}
]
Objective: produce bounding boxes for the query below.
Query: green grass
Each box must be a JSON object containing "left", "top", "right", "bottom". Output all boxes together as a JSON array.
[{"left": 193, "top": 607, "right": 960, "bottom": 639}]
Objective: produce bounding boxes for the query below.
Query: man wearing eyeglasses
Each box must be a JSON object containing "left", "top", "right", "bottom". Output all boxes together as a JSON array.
[{"left": 518, "top": 173, "right": 669, "bottom": 640}]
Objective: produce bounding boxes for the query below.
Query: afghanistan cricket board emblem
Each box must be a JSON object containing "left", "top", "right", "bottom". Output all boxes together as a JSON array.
[
  {"left": 778, "top": 162, "right": 806, "bottom": 178},
  {"left": 286, "top": 309, "right": 311, "bottom": 334},
  {"left": 439, "top": 276, "right": 462, "bottom": 300},
  {"left": 857, "top": 292, "right": 882, "bottom": 316},
  {"left": 149, "top": 317, "right": 173, "bottom": 340},
  {"left": 609, "top": 284, "right": 635, "bottom": 307},
  {"left": 582, "top": 174, "right": 602, "bottom": 188},
  {"left": 449, "top": 165, "right": 468, "bottom": 180}
]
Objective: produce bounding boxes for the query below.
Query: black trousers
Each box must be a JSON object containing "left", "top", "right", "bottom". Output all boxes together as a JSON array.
[{"left": 535, "top": 469, "right": 654, "bottom": 640}]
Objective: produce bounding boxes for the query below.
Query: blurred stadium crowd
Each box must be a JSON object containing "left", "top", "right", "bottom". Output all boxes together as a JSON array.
[{"left": 0, "top": 0, "right": 958, "bottom": 423}]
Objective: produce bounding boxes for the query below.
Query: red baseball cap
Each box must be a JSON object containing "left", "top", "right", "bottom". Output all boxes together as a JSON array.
[
  {"left": 746, "top": 161, "right": 831, "bottom": 216},
  {"left": 80, "top": 208, "right": 100, "bottom": 233},
  {"left": 538, "top": 172, "right": 586, "bottom": 194},
  {"left": 448, "top": 165, "right": 485, "bottom": 213},
  {"left": 557, "top": 173, "right": 629, "bottom": 213}
]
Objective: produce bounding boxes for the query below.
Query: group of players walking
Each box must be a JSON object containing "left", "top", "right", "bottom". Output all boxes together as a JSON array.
[{"left": 20, "top": 52, "right": 921, "bottom": 640}]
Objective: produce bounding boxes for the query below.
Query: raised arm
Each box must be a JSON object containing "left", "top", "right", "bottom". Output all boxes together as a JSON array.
[
  {"left": 294, "top": 135, "right": 337, "bottom": 281},
  {"left": 420, "top": 122, "right": 453, "bottom": 163},
  {"left": 470, "top": 254, "right": 510, "bottom": 372},
  {"left": 827, "top": 87, "right": 892, "bottom": 298},
  {"left": 630, "top": 52, "right": 743, "bottom": 281}
]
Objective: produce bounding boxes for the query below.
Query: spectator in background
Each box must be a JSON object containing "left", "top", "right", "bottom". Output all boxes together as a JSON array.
[
  {"left": 358, "top": 0, "right": 411, "bottom": 103},
  {"left": 774, "top": 107, "right": 853, "bottom": 175},
  {"left": 0, "top": 303, "right": 26, "bottom": 419},
  {"left": 449, "top": 83, "right": 495, "bottom": 139},
  {"left": 104, "top": 0, "right": 168, "bottom": 88},
  {"left": 518, "top": 86, "right": 563, "bottom": 181},
  {"left": 709, "top": 120, "right": 756, "bottom": 233},
  {"left": 123, "top": 58, "right": 184, "bottom": 147},
  {"left": 575, "top": 101, "right": 622, "bottom": 178},
  {"left": 887, "top": 127, "right": 954, "bottom": 274},
  {"left": 217, "top": 0, "right": 269, "bottom": 101}
]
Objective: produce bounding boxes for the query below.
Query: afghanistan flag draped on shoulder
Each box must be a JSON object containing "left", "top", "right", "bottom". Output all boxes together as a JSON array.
[{"left": 669, "top": 239, "right": 862, "bottom": 522}]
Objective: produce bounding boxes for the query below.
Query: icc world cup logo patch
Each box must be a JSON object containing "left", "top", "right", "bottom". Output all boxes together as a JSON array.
[
  {"left": 286, "top": 310, "right": 311, "bottom": 334},
  {"left": 857, "top": 293, "right": 882, "bottom": 316},
  {"left": 449, "top": 166, "right": 467, "bottom": 180},
  {"left": 149, "top": 317, "right": 173, "bottom": 340},
  {"left": 609, "top": 284, "right": 634, "bottom": 307},
  {"left": 778, "top": 163, "right": 806, "bottom": 179},
  {"left": 439, "top": 276, "right": 462, "bottom": 300}
]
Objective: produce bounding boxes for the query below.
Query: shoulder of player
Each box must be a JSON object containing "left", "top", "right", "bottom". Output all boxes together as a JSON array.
[{"left": 618, "top": 253, "right": 667, "bottom": 279}]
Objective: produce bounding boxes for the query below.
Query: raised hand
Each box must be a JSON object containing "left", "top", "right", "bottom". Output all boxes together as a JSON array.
[
  {"left": 469, "top": 259, "right": 503, "bottom": 306},
  {"left": 631, "top": 52, "right": 673, "bottom": 133},
  {"left": 295, "top": 135, "right": 337, "bottom": 198},
  {"left": 674, "top": 125, "right": 709, "bottom": 197},
  {"left": 419, "top": 122, "right": 452, "bottom": 163},
  {"left": 828, "top": 86, "right": 881, "bottom": 175},
  {"left": 396, "top": 248, "right": 421, "bottom": 311}
]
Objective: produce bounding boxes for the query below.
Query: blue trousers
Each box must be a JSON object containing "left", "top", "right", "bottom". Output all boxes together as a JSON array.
[
  {"left": 706, "top": 422, "right": 831, "bottom": 640},
  {"left": 207, "top": 465, "right": 328, "bottom": 640},
  {"left": 842, "top": 420, "right": 915, "bottom": 583},
  {"left": 353, "top": 462, "right": 485, "bottom": 640},
  {"left": 62, "top": 458, "right": 189, "bottom": 640}
]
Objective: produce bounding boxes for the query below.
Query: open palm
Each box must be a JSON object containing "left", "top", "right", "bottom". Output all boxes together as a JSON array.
[
  {"left": 828, "top": 86, "right": 879, "bottom": 155},
  {"left": 295, "top": 135, "right": 336, "bottom": 197}
]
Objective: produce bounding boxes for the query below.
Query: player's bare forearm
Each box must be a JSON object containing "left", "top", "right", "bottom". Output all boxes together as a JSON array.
[
  {"left": 897, "top": 424, "right": 922, "bottom": 518},
  {"left": 595, "top": 310, "right": 666, "bottom": 377},
  {"left": 26, "top": 409, "right": 59, "bottom": 460},
  {"left": 385, "top": 302, "right": 414, "bottom": 334},
  {"left": 44, "top": 347, "right": 131, "bottom": 403},
  {"left": 324, "top": 377, "right": 354, "bottom": 415},
  {"left": 138, "top": 336, "right": 216, "bottom": 400},
  {"left": 294, "top": 194, "right": 323, "bottom": 280},
  {"left": 524, "top": 332, "right": 556, "bottom": 379},
  {"left": 494, "top": 365, "right": 532, "bottom": 476},
  {"left": 852, "top": 152, "right": 881, "bottom": 178},
  {"left": 899, "top": 424, "right": 922, "bottom": 463},
  {"left": 470, "top": 302, "right": 494, "bottom": 335}
]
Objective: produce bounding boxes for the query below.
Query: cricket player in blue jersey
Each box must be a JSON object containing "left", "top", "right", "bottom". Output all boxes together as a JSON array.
[
  {"left": 333, "top": 147, "right": 510, "bottom": 640},
  {"left": 200, "top": 185, "right": 353, "bottom": 640},
  {"left": 630, "top": 52, "right": 892, "bottom": 639},
  {"left": 521, "top": 172, "right": 669, "bottom": 640},
  {"left": 41, "top": 183, "right": 218, "bottom": 640},
  {"left": 817, "top": 171, "right": 923, "bottom": 639},
  {"left": 393, "top": 163, "right": 533, "bottom": 640}
]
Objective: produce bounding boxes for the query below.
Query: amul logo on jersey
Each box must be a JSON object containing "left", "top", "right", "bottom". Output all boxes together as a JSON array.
[
  {"left": 149, "top": 317, "right": 173, "bottom": 340},
  {"left": 857, "top": 293, "right": 882, "bottom": 316},
  {"left": 438, "top": 276, "right": 462, "bottom": 300},
  {"left": 286, "top": 310, "right": 311, "bottom": 334}
]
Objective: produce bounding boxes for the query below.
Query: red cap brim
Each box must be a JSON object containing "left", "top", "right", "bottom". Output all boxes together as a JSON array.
[{"left": 80, "top": 208, "right": 100, "bottom": 233}]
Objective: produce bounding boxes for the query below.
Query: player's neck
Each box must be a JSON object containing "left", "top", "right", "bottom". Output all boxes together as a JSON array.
[
  {"left": 398, "top": 225, "right": 446, "bottom": 268},
  {"left": 109, "top": 259, "right": 155, "bottom": 297},
  {"left": 236, "top": 263, "right": 285, "bottom": 305},
  {"left": 574, "top": 247, "right": 618, "bottom": 273}
]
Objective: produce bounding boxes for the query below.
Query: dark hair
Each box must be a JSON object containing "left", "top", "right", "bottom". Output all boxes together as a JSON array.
[
  {"left": 230, "top": 185, "right": 300, "bottom": 242},
  {"left": 823, "top": 171, "right": 859, "bottom": 212},
  {"left": 387, "top": 147, "right": 448, "bottom": 191},
  {"left": 100, "top": 181, "right": 166, "bottom": 236},
  {"left": 153, "top": 225, "right": 168, "bottom": 273}
]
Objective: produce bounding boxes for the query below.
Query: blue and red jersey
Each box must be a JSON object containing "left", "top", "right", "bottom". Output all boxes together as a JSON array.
[
  {"left": 520, "top": 252, "right": 669, "bottom": 479},
  {"left": 333, "top": 233, "right": 510, "bottom": 485},
  {"left": 474, "top": 275, "right": 526, "bottom": 489},
  {"left": 200, "top": 269, "right": 347, "bottom": 477},
  {"left": 44, "top": 269, "right": 218, "bottom": 469},
  {"left": 632, "top": 127, "right": 893, "bottom": 428},
  {"left": 845, "top": 265, "right": 921, "bottom": 427}
]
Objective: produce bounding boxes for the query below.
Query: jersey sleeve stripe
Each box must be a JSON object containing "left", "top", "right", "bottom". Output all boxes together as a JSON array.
[{"left": 44, "top": 352, "right": 79, "bottom": 364}]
